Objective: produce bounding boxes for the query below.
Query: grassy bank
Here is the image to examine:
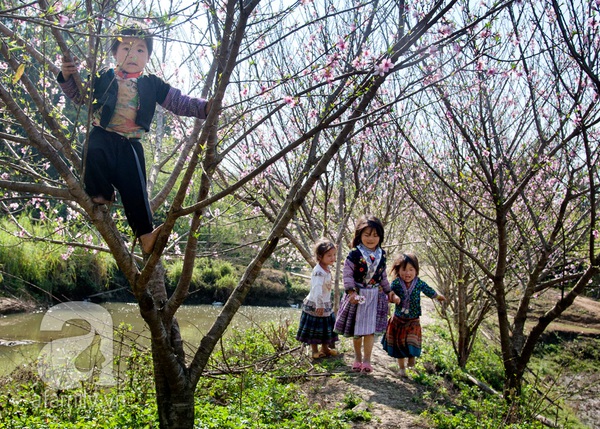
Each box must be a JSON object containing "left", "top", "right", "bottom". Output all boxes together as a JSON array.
[
  {"left": 1, "top": 317, "right": 597, "bottom": 428},
  {"left": 416, "top": 324, "right": 595, "bottom": 428},
  {"left": 0, "top": 218, "right": 309, "bottom": 308}
]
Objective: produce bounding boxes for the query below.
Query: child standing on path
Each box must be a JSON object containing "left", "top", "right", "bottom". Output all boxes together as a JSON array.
[
  {"left": 296, "top": 238, "right": 339, "bottom": 358},
  {"left": 58, "top": 23, "right": 211, "bottom": 254},
  {"left": 334, "top": 215, "right": 400, "bottom": 373},
  {"left": 381, "top": 253, "right": 445, "bottom": 377}
]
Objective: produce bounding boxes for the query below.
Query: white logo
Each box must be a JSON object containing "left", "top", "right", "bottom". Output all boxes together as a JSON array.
[{"left": 37, "top": 302, "right": 115, "bottom": 389}]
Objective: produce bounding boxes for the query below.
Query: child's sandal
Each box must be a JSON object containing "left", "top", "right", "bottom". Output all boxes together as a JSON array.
[
  {"left": 351, "top": 361, "right": 362, "bottom": 372},
  {"left": 312, "top": 351, "right": 326, "bottom": 359}
]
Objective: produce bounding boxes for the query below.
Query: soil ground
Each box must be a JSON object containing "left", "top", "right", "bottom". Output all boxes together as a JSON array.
[{"left": 300, "top": 294, "right": 600, "bottom": 429}]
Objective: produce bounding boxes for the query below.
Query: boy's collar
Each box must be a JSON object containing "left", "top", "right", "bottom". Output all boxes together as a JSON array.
[{"left": 116, "top": 69, "right": 143, "bottom": 79}]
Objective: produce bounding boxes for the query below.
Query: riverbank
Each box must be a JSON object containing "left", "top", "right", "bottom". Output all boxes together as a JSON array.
[{"left": 0, "top": 297, "right": 37, "bottom": 315}]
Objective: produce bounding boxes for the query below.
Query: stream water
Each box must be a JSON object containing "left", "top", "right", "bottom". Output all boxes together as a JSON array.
[{"left": 0, "top": 302, "right": 301, "bottom": 379}]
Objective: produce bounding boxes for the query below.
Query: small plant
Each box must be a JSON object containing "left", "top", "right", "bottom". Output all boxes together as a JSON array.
[{"left": 342, "top": 392, "right": 362, "bottom": 409}]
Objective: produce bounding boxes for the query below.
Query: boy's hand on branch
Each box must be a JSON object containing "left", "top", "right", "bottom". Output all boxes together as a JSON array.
[
  {"left": 61, "top": 56, "right": 79, "bottom": 80},
  {"left": 436, "top": 294, "right": 446, "bottom": 302}
]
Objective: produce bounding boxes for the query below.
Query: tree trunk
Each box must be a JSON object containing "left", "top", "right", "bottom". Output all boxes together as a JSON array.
[
  {"left": 153, "top": 344, "right": 195, "bottom": 429},
  {"left": 138, "top": 259, "right": 196, "bottom": 429},
  {"left": 457, "top": 228, "right": 468, "bottom": 369}
]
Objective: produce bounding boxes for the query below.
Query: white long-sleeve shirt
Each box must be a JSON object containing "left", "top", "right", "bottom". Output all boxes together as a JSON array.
[{"left": 302, "top": 264, "right": 334, "bottom": 317}]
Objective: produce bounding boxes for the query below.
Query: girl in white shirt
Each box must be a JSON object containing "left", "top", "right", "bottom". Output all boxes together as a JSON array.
[{"left": 296, "top": 238, "right": 339, "bottom": 358}]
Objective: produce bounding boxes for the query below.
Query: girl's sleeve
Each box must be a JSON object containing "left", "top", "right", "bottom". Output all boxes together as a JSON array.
[
  {"left": 421, "top": 280, "right": 438, "bottom": 299},
  {"left": 161, "top": 87, "right": 208, "bottom": 119},
  {"left": 310, "top": 271, "right": 325, "bottom": 308},
  {"left": 380, "top": 269, "right": 391, "bottom": 293},
  {"left": 342, "top": 258, "right": 356, "bottom": 291}
]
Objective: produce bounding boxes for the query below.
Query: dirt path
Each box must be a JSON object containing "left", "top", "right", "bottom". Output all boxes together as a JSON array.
[{"left": 302, "top": 299, "right": 439, "bottom": 428}]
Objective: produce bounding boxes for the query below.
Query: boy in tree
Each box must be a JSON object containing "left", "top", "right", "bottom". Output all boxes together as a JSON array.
[{"left": 58, "top": 23, "right": 211, "bottom": 254}]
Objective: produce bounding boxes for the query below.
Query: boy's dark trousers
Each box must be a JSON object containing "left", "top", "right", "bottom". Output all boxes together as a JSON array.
[{"left": 84, "top": 127, "right": 153, "bottom": 238}]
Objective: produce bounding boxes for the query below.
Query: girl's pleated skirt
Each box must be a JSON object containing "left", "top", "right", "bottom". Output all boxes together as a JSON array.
[
  {"left": 334, "top": 289, "right": 389, "bottom": 337},
  {"left": 296, "top": 311, "right": 338, "bottom": 346},
  {"left": 381, "top": 316, "right": 422, "bottom": 358}
]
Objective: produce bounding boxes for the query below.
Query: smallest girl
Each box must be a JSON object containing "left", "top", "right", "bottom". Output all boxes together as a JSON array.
[
  {"left": 296, "top": 238, "right": 339, "bottom": 358},
  {"left": 381, "top": 253, "right": 445, "bottom": 377}
]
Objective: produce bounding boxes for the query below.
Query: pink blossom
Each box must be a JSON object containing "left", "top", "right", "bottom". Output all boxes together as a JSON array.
[
  {"left": 61, "top": 246, "right": 74, "bottom": 260},
  {"left": 374, "top": 58, "right": 394, "bottom": 76},
  {"left": 320, "top": 68, "right": 333, "bottom": 83},
  {"left": 58, "top": 15, "right": 69, "bottom": 26},
  {"left": 283, "top": 96, "right": 297, "bottom": 107},
  {"left": 439, "top": 24, "right": 453, "bottom": 36},
  {"left": 593, "top": 230, "right": 599, "bottom": 239},
  {"left": 336, "top": 37, "right": 347, "bottom": 51}
]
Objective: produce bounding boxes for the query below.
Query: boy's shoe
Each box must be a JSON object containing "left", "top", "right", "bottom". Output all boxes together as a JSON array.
[
  {"left": 397, "top": 368, "right": 407, "bottom": 377},
  {"left": 324, "top": 349, "right": 338, "bottom": 357},
  {"left": 312, "top": 351, "right": 326, "bottom": 359}
]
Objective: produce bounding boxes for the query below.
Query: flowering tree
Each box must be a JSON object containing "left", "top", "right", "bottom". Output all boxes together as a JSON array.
[{"left": 388, "top": 0, "right": 600, "bottom": 401}]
